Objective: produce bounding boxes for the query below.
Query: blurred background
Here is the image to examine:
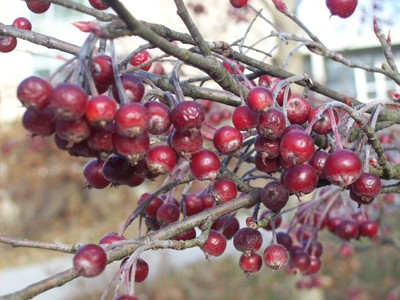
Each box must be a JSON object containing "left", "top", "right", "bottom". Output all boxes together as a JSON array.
[{"left": 1, "top": 1, "right": 400, "bottom": 300}]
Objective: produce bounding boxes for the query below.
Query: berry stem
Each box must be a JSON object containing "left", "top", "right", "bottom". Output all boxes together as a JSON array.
[
  {"left": 329, "top": 106, "right": 342, "bottom": 149},
  {"left": 110, "top": 40, "right": 129, "bottom": 105}
]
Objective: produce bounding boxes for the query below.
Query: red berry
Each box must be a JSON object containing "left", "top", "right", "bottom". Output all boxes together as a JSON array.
[
  {"left": 280, "top": 131, "right": 315, "bottom": 165},
  {"left": 152, "top": 63, "right": 165, "bottom": 75},
  {"left": 50, "top": 83, "right": 88, "bottom": 121},
  {"left": 239, "top": 252, "right": 262, "bottom": 275},
  {"left": 302, "top": 239, "right": 323, "bottom": 257},
  {"left": 232, "top": 105, "right": 258, "bottom": 131},
  {"left": 73, "top": 244, "right": 107, "bottom": 278},
  {"left": 17, "top": 76, "right": 52, "bottom": 111},
  {"left": 113, "top": 132, "right": 150, "bottom": 165},
  {"left": 327, "top": 217, "right": 344, "bottom": 234},
  {"left": 128, "top": 173, "right": 145, "bottom": 187},
  {"left": 144, "top": 101, "right": 172, "bottom": 135},
  {"left": 0, "top": 36, "right": 17, "bottom": 53},
  {"left": 276, "top": 232, "right": 293, "bottom": 251},
  {"left": 222, "top": 58, "right": 244, "bottom": 74},
  {"left": 138, "top": 193, "right": 163, "bottom": 219},
  {"left": 323, "top": 149, "right": 361, "bottom": 187},
  {"left": 246, "top": 87, "right": 273, "bottom": 113},
  {"left": 115, "top": 103, "right": 149, "bottom": 137},
  {"left": 26, "top": 0, "right": 51, "bottom": 13},
  {"left": 326, "top": 0, "right": 358, "bottom": 18},
  {"left": 85, "top": 96, "right": 117, "bottom": 127},
  {"left": 98, "top": 232, "right": 125, "bottom": 244},
  {"left": 212, "top": 178, "right": 238, "bottom": 203},
  {"left": 233, "top": 228, "right": 263, "bottom": 254},
  {"left": 102, "top": 155, "right": 135, "bottom": 187},
  {"left": 283, "top": 164, "right": 317, "bottom": 198},
  {"left": 116, "top": 296, "right": 139, "bottom": 300},
  {"left": 254, "top": 135, "right": 281, "bottom": 159},
  {"left": 130, "top": 50, "right": 152, "bottom": 71},
  {"left": 308, "top": 150, "right": 329, "bottom": 178},
  {"left": 83, "top": 159, "right": 110, "bottom": 189},
  {"left": 200, "top": 194, "right": 215, "bottom": 209},
  {"left": 55, "top": 117, "right": 91, "bottom": 146},
  {"left": 286, "top": 96, "right": 311, "bottom": 125},
  {"left": 289, "top": 251, "right": 311, "bottom": 273},
  {"left": 263, "top": 243, "right": 289, "bottom": 270},
  {"left": 350, "top": 172, "right": 381, "bottom": 203},
  {"left": 336, "top": 219, "right": 359, "bottom": 240},
  {"left": 308, "top": 106, "right": 339, "bottom": 135},
  {"left": 91, "top": 55, "right": 114, "bottom": 86},
  {"left": 189, "top": 149, "right": 220, "bottom": 181},
  {"left": 171, "top": 228, "right": 197, "bottom": 241},
  {"left": 230, "top": 0, "right": 248, "bottom": 8},
  {"left": 257, "top": 109, "right": 286, "bottom": 139},
  {"left": 180, "top": 193, "right": 203, "bottom": 217},
  {"left": 145, "top": 145, "right": 176, "bottom": 175},
  {"left": 306, "top": 256, "right": 322, "bottom": 275},
  {"left": 172, "top": 101, "right": 205, "bottom": 134},
  {"left": 254, "top": 153, "right": 281, "bottom": 173},
  {"left": 261, "top": 181, "right": 289, "bottom": 211},
  {"left": 87, "top": 124, "right": 115, "bottom": 159},
  {"left": 12, "top": 17, "right": 32, "bottom": 30},
  {"left": 89, "top": 0, "right": 110, "bottom": 10},
  {"left": 120, "top": 257, "right": 149, "bottom": 282},
  {"left": 22, "top": 107, "right": 55, "bottom": 137},
  {"left": 358, "top": 219, "right": 378, "bottom": 237},
  {"left": 213, "top": 126, "right": 243, "bottom": 155},
  {"left": 156, "top": 203, "right": 180, "bottom": 225},
  {"left": 259, "top": 76, "right": 291, "bottom": 106},
  {"left": 201, "top": 230, "right": 227, "bottom": 258},
  {"left": 211, "top": 215, "right": 240, "bottom": 239},
  {"left": 112, "top": 74, "right": 145, "bottom": 104},
  {"left": 169, "top": 129, "right": 203, "bottom": 159}
]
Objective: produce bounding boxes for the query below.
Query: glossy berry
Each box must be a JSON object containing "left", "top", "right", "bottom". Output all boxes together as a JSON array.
[
  {"left": 83, "top": 159, "right": 110, "bottom": 189},
  {"left": 50, "top": 83, "right": 87, "bottom": 120},
  {"left": 211, "top": 215, "right": 240, "bottom": 239},
  {"left": 26, "top": 0, "right": 51, "bottom": 13},
  {"left": 172, "top": 101, "right": 205, "bottom": 134},
  {"left": 98, "top": 232, "right": 125, "bottom": 244},
  {"left": 189, "top": 149, "right": 220, "bottom": 181},
  {"left": 280, "top": 130, "right": 314, "bottom": 165},
  {"left": 323, "top": 149, "right": 361, "bottom": 187},
  {"left": 181, "top": 193, "right": 203, "bottom": 217},
  {"left": 283, "top": 164, "right": 318, "bottom": 198},
  {"left": 261, "top": 181, "right": 289, "bottom": 211},
  {"left": 22, "top": 107, "right": 55, "bottom": 137},
  {"left": 326, "top": 0, "right": 358, "bottom": 18},
  {"left": 212, "top": 178, "right": 238, "bottom": 203},
  {"left": 229, "top": 0, "right": 248, "bottom": 8},
  {"left": 200, "top": 194, "right": 215, "bottom": 209},
  {"left": 239, "top": 252, "right": 262, "bottom": 275},
  {"left": 232, "top": 105, "right": 259, "bottom": 131},
  {"left": 222, "top": 58, "right": 244, "bottom": 74},
  {"left": 233, "top": 228, "right": 263, "bottom": 254},
  {"left": 156, "top": 203, "right": 180, "bottom": 225},
  {"left": 73, "top": 244, "right": 107, "bottom": 278},
  {"left": 254, "top": 153, "right": 280, "bottom": 173},
  {"left": 87, "top": 124, "right": 115, "bottom": 159},
  {"left": 306, "top": 256, "right": 322, "bottom": 275},
  {"left": 17, "top": 76, "right": 52, "bottom": 111},
  {"left": 102, "top": 155, "right": 135, "bottom": 187},
  {"left": 120, "top": 257, "right": 149, "bottom": 282},
  {"left": 169, "top": 129, "right": 203, "bottom": 159},
  {"left": 91, "top": 55, "right": 114, "bottom": 86},
  {"left": 258, "top": 76, "right": 291, "bottom": 106},
  {"left": 289, "top": 251, "right": 311, "bottom": 273},
  {"left": 336, "top": 219, "right": 359, "bottom": 240},
  {"left": 283, "top": 124, "right": 304, "bottom": 135},
  {"left": 254, "top": 135, "right": 280, "bottom": 159},
  {"left": 201, "top": 230, "right": 227, "bottom": 258},
  {"left": 308, "top": 151, "right": 329, "bottom": 178},
  {"left": 113, "top": 132, "right": 150, "bottom": 165},
  {"left": 246, "top": 86, "right": 273, "bottom": 112},
  {"left": 358, "top": 220, "right": 378, "bottom": 237},
  {"left": 145, "top": 145, "right": 176, "bottom": 175},
  {"left": 257, "top": 109, "right": 286, "bottom": 139},
  {"left": 89, "top": 0, "right": 110, "bottom": 10},
  {"left": 112, "top": 74, "right": 145, "bottom": 104},
  {"left": 350, "top": 172, "right": 381, "bottom": 203},
  {"left": 55, "top": 117, "right": 91, "bottom": 146},
  {"left": 144, "top": 101, "right": 172, "bottom": 135},
  {"left": 286, "top": 96, "right": 311, "bottom": 125},
  {"left": 115, "top": 103, "right": 149, "bottom": 137},
  {"left": 85, "top": 96, "right": 117, "bottom": 127},
  {"left": 12, "top": 17, "right": 32, "bottom": 30},
  {"left": 263, "top": 243, "right": 289, "bottom": 270},
  {"left": 0, "top": 36, "right": 17, "bottom": 53},
  {"left": 130, "top": 50, "right": 152, "bottom": 71},
  {"left": 308, "top": 106, "right": 339, "bottom": 135},
  {"left": 276, "top": 232, "right": 293, "bottom": 251},
  {"left": 213, "top": 126, "right": 243, "bottom": 155}
]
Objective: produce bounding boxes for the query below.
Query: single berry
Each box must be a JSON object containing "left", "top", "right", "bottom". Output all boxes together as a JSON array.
[
  {"left": 130, "top": 50, "right": 152, "bottom": 71},
  {"left": 12, "top": 17, "right": 32, "bottom": 30},
  {"left": 156, "top": 203, "right": 180, "bottom": 225},
  {"left": 120, "top": 257, "right": 149, "bottom": 282},
  {"left": 239, "top": 252, "right": 262, "bottom": 275},
  {"left": 201, "top": 230, "right": 227, "bottom": 258},
  {"left": 254, "top": 135, "right": 281, "bottom": 159},
  {"left": 326, "top": 0, "right": 358, "bottom": 18},
  {"left": 211, "top": 215, "right": 240, "bottom": 239},
  {"left": 114, "top": 103, "right": 149, "bottom": 137},
  {"left": 254, "top": 153, "right": 280, "bottom": 173},
  {"left": 306, "top": 256, "right": 322, "bottom": 275},
  {"left": 171, "top": 228, "right": 197, "bottom": 241},
  {"left": 180, "top": 193, "right": 203, "bottom": 217},
  {"left": 26, "top": 0, "right": 51, "bottom": 13},
  {"left": 233, "top": 228, "right": 263, "bottom": 254},
  {"left": 55, "top": 117, "right": 91, "bottom": 147},
  {"left": 358, "top": 219, "right": 378, "bottom": 237},
  {"left": 258, "top": 76, "right": 291, "bottom": 106},
  {"left": 280, "top": 130, "right": 315, "bottom": 165},
  {"left": 283, "top": 164, "right": 318, "bottom": 198},
  {"left": 189, "top": 149, "right": 220, "bottom": 181},
  {"left": 144, "top": 101, "right": 172, "bottom": 135},
  {"left": 213, "top": 126, "right": 243, "bottom": 155},
  {"left": 350, "top": 172, "right": 381, "bottom": 203},
  {"left": 232, "top": 105, "right": 259, "bottom": 131},
  {"left": 336, "top": 219, "right": 359, "bottom": 240},
  {"left": 113, "top": 132, "right": 150, "bottom": 165},
  {"left": 146, "top": 145, "right": 177, "bottom": 175},
  {"left": 308, "top": 151, "right": 329, "bottom": 178},
  {"left": 112, "top": 74, "right": 145, "bottom": 104},
  {"left": 22, "top": 107, "right": 55, "bottom": 137},
  {"left": 17, "top": 76, "right": 52, "bottom": 111},
  {"left": 323, "top": 149, "right": 361, "bottom": 187},
  {"left": 102, "top": 155, "right": 135, "bottom": 187},
  {"left": 263, "top": 243, "right": 289, "bottom": 270},
  {"left": 98, "top": 232, "right": 125, "bottom": 244},
  {"left": 87, "top": 124, "right": 115, "bottom": 159},
  {"left": 230, "top": 0, "right": 248, "bottom": 8},
  {"left": 172, "top": 101, "right": 205, "bottom": 134},
  {"left": 89, "top": 0, "right": 110, "bottom": 10},
  {"left": 289, "top": 251, "right": 311, "bottom": 273},
  {"left": 83, "top": 159, "right": 110, "bottom": 189},
  {"left": 308, "top": 106, "right": 339, "bottom": 135},
  {"left": 138, "top": 193, "right": 164, "bottom": 219},
  {"left": 73, "top": 244, "right": 107, "bottom": 278},
  {"left": 246, "top": 86, "right": 273, "bottom": 113},
  {"left": 276, "top": 232, "right": 293, "bottom": 251},
  {"left": 91, "top": 55, "right": 114, "bottom": 86},
  {"left": 212, "top": 178, "right": 238, "bottom": 203},
  {"left": 222, "top": 58, "right": 244, "bottom": 74},
  {"left": 286, "top": 96, "right": 311, "bottom": 125},
  {"left": 261, "top": 181, "right": 289, "bottom": 211},
  {"left": 169, "top": 129, "right": 203, "bottom": 159},
  {"left": 85, "top": 96, "right": 117, "bottom": 127},
  {"left": 257, "top": 109, "right": 286, "bottom": 139},
  {"left": 0, "top": 36, "right": 17, "bottom": 53}
]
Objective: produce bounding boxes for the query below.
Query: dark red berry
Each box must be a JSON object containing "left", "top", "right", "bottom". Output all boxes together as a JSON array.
[
  {"left": 128, "top": 173, "right": 145, "bottom": 187},
  {"left": 98, "top": 232, "right": 125, "bottom": 244},
  {"left": 254, "top": 153, "right": 280, "bottom": 173},
  {"left": 261, "top": 181, "right": 289, "bottom": 211},
  {"left": 350, "top": 172, "right": 381, "bottom": 203},
  {"left": 200, "top": 194, "right": 215, "bottom": 209},
  {"left": 327, "top": 217, "right": 344, "bottom": 234},
  {"left": 326, "top": 0, "right": 358, "bottom": 18},
  {"left": 89, "top": 0, "right": 110, "bottom": 10},
  {"left": 280, "top": 130, "right": 315, "bottom": 165},
  {"left": 308, "top": 150, "right": 329, "bottom": 178},
  {"left": 308, "top": 106, "right": 339, "bottom": 135},
  {"left": 169, "top": 129, "right": 203, "bottom": 159},
  {"left": 120, "top": 257, "right": 149, "bottom": 282},
  {"left": 0, "top": 36, "right": 17, "bottom": 53},
  {"left": 130, "top": 50, "right": 152, "bottom": 71},
  {"left": 172, "top": 101, "right": 205, "bottom": 134},
  {"left": 50, "top": 83, "right": 87, "bottom": 121},
  {"left": 254, "top": 135, "right": 280, "bottom": 159},
  {"left": 289, "top": 251, "right": 311, "bottom": 273},
  {"left": 323, "top": 149, "right": 361, "bottom": 187},
  {"left": 73, "top": 244, "right": 107, "bottom": 277},
  {"left": 306, "top": 256, "right": 322, "bottom": 275},
  {"left": 233, "top": 228, "right": 263, "bottom": 254},
  {"left": 22, "top": 107, "right": 55, "bottom": 137},
  {"left": 91, "top": 55, "right": 114, "bottom": 86},
  {"left": 144, "top": 101, "right": 172, "bottom": 135},
  {"left": 336, "top": 219, "right": 359, "bottom": 240},
  {"left": 222, "top": 58, "right": 244, "bottom": 74},
  {"left": 189, "top": 149, "right": 220, "bottom": 181},
  {"left": 85, "top": 96, "right": 117, "bottom": 127},
  {"left": 211, "top": 215, "right": 240, "bottom": 239},
  {"left": 263, "top": 243, "right": 289, "bottom": 270},
  {"left": 276, "top": 232, "right": 293, "bottom": 251},
  {"left": 259, "top": 76, "right": 291, "bottom": 106},
  {"left": 112, "top": 74, "right": 145, "bottom": 104},
  {"left": 113, "top": 132, "right": 150, "bottom": 165},
  {"left": 26, "top": 0, "right": 51, "bottom": 13},
  {"left": 115, "top": 296, "right": 139, "bottom": 300},
  {"left": 83, "top": 159, "right": 110, "bottom": 189},
  {"left": 12, "top": 17, "right": 32, "bottom": 30},
  {"left": 156, "top": 203, "right": 180, "bottom": 225},
  {"left": 286, "top": 96, "right": 311, "bottom": 125},
  {"left": 283, "top": 164, "right": 318, "bottom": 198},
  {"left": 232, "top": 105, "right": 258, "bottom": 131},
  {"left": 239, "top": 252, "right": 262, "bottom": 275},
  {"left": 114, "top": 103, "right": 149, "bottom": 137},
  {"left": 302, "top": 240, "right": 323, "bottom": 257},
  {"left": 135, "top": 159, "right": 159, "bottom": 180},
  {"left": 257, "top": 109, "right": 286, "bottom": 139},
  {"left": 102, "top": 155, "right": 135, "bottom": 187},
  {"left": 213, "top": 126, "right": 243, "bottom": 155},
  {"left": 138, "top": 193, "right": 163, "bottom": 218},
  {"left": 171, "top": 228, "right": 197, "bottom": 241},
  {"left": 87, "top": 124, "right": 115, "bottom": 159},
  {"left": 246, "top": 86, "right": 273, "bottom": 112},
  {"left": 145, "top": 145, "right": 176, "bottom": 175},
  {"left": 358, "top": 220, "right": 378, "bottom": 237},
  {"left": 55, "top": 117, "right": 91, "bottom": 146},
  {"left": 201, "top": 230, "right": 227, "bottom": 258},
  {"left": 17, "top": 76, "right": 52, "bottom": 111},
  {"left": 283, "top": 124, "right": 304, "bottom": 136},
  {"left": 212, "top": 178, "right": 238, "bottom": 203}
]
